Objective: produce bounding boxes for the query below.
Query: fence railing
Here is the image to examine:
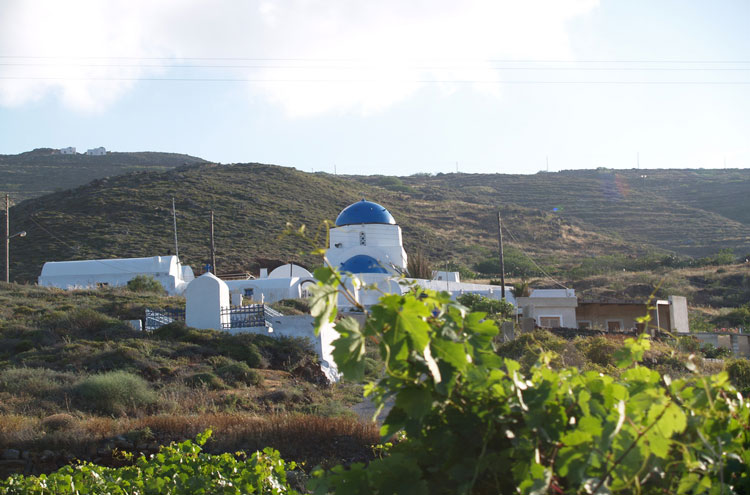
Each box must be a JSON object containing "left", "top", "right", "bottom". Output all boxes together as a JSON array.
[
  {"left": 264, "top": 306, "right": 283, "bottom": 318},
  {"left": 221, "top": 304, "right": 268, "bottom": 330},
  {"left": 145, "top": 308, "right": 185, "bottom": 331}
]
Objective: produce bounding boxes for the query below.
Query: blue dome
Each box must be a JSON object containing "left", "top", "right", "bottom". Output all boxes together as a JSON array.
[
  {"left": 339, "top": 255, "right": 388, "bottom": 274},
  {"left": 335, "top": 199, "right": 396, "bottom": 226}
]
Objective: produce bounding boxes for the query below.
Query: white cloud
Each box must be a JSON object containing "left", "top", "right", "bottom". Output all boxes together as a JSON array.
[{"left": 0, "top": 0, "right": 598, "bottom": 115}]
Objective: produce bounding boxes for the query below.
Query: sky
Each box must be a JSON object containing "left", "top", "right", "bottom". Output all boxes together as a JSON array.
[{"left": 1, "top": 0, "right": 749, "bottom": 175}]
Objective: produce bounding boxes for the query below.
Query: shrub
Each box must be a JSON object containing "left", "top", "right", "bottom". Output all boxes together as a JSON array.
[
  {"left": 123, "top": 426, "right": 154, "bottom": 445},
  {"left": 216, "top": 362, "right": 263, "bottom": 387},
  {"left": 219, "top": 336, "right": 264, "bottom": 368},
  {"left": 73, "top": 371, "right": 157, "bottom": 415},
  {"left": 271, "top": 298, "right": 311, "bottom": 315},
  {"left": 575, "top": 336, "right": 619, "bottom": 368},
  {"left": 126, "top": 275, "right": 166, "bottom": 294},
  {"left": 185, "top": 372, "right": 227, "bottom": 390},
  {"left": 151, "top": 321, "right": 189, "bottom": 340},
  {"left": 406, "top": 250, "right": 432, "bottom": 279},
  {"left": 495, "top": 329, "right": 571, "bottom": 372},
  {"left": 47, "top": 308, "right": 119, "bottom": 334},
  {"left": 41, "top": 413, "right": 77, "bottom": 432},
  {"left": 456, "top": 293, "right": 514, "bottom": 319},
  {"left": 701, "top": 343, "right": 733, "bottom": 359},
  {"left": 0, "top": 367, "right": 76, "bottom": 396},
  {"left": 674, "top": 335, "right": 701, "bottom": 353},
  {"left": 726, "top": 358, "right": 750, "bottom": 392}
]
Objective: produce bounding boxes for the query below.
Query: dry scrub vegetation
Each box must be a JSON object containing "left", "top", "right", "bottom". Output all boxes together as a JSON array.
[{"left": 0, "top": 284, "right": 370, "bottom": 471}]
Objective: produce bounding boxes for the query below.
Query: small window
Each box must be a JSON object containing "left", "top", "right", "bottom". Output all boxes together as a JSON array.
[
  {"left": 359, "top": 231, "right": 366, "bottom": 246},
  {"left": 577, "top": 320, "right": 591, "bottom": 330},
  {"left": 606, "top": 320, "right": 622, "bottom": 332},
  {"left": 244, "top": 288, "right": 254, "bottom": 298},
  {"left": 539, "top": 316, "right": 561, "bottom": 328}
]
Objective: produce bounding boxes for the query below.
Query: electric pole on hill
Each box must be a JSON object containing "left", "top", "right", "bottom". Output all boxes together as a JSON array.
[
  {"left": 497, "top": 210, "right": 506, "bottom": 299},
  {"left": 172, "top": 197, "right": 179, "bottom": 259},
  {"left": 5, "top": 194, "right": 9, "bottom": 284},
  {"left": 209, "top": 210, "right": 216, "bottom": 274}
]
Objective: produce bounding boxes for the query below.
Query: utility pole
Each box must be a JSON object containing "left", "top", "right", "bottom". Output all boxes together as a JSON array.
[
  {"left": 5, "top": 194, "right": 9, "bottom": 284},
  {"left": 209, "top": 210, "right": 216, "bottom": 274},
  {"left": 4, "top": 194, "right": 25, "bottom": 284},
  {"left": 172, "top": 197, "right": 179, "bottom": 259},
  {"left": 497, "top": 210, "right": 506, "bottom": 299}
]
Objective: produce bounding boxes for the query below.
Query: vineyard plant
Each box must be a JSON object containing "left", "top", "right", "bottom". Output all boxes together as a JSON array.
[
  {"left": 0, "top": 431, "right": 297, "bottom": 495},
  {"left": 2, "top": 264, "right": 750, "bottom": 494},
  {"left": 307, "top": 267, "right": 750, "bottom": 494}
]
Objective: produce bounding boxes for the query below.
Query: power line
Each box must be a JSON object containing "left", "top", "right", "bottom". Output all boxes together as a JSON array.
[
  {"left": 501, "top": 222, "right": 569, "bottom": 289},
  {"left": 2, "top": 55, "right": 750, "bottom": 63},
  {"left": 2, "top": 76, "right": 750, "bottom": 85},
  {"left": 4, "top": 62, "right": 750, "bottom": 71},
  {"left": 27, "top": 215, "right": 148, "bottom": 274}
]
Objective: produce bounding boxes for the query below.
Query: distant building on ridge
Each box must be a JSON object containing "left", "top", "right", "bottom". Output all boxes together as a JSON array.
[
  {"left": 86, "top": 147, "right": 106, "bottom": 156},
  {"left": 59, "top": 147, "right": 76, "bottom": 155}
]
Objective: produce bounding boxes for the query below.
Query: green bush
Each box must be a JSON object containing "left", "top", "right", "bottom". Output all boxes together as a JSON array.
[
  {"left": 674, "top": 335, "right": 701, "bottom": 353},
  {"left": 574, "top": 336, "right": 619, "bottom": 368},
  {"left": 73, "top": 371, "right": 157, "bottom": 415},
  {"left": 216, "top": 362, "right": 264, "bottom": 387},
  {"left": 726, "top": 358, "right": 750, "bottom": 392},
  {"left": 701, "top": 343, "right": 733, "bottom": 359},
  {"left": 150, "top": 321, "right": 190, "bottom": 340},
  {"left": 0, "top": 367, "right": 76, "bottom": 396},
  {"left": 495, "top": 329, "right": 570, "bottom": 372},
  {"left": 46, "top": 308, "right": 119, "bottom": 334},
  {"left": 722, "top": 303, "right": 750, "bottom": 328},
  {"left": 456, "top": 293, "right": 514, "bottom": 319},
  {"left": 126, "top": 275, "right": 166, "bottom": 294},
  {"left": 185, "top": 372, "right": 227, "bottom": 390},
  {"left": 219, "top": 336, "right": 264, "bottom": 368},
  {"left": 271, "top": 298, "right": 311, "bottom": 314}
]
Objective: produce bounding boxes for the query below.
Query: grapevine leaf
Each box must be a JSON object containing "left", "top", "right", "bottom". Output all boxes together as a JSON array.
[
  {"left": 331, "top": 317, "right": 367, "bottom": 381},
  {"left": 395, "top": 386, "right": 434, "bottom": 420}
]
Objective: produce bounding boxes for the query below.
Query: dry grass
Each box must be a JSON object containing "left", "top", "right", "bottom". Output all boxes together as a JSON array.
[{"left": 0, "top": 412, "right": 380, "bottom": 467}]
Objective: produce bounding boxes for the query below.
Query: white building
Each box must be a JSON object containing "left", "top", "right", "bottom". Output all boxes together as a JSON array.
[
  {"left": 86, "top": 147, "right": 106, "bottom": 156},
  {"left": 59, "top": 147, "right": 76, "bottom": 155},
  {"left": 224, "top": 263, "right": 316, "bottom": 306},
  {"left": 516, "top": 289, "right": 578, "bottom": 328},
  {"left": 38, "top": 255, "right": 194, "bottom": 295}
]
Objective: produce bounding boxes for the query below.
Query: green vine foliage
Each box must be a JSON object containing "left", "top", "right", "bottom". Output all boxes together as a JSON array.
[
  {"left": 308, "top": 266, "right": 750, "bottom": 494},
  {"left": 0, "top": 430, "right": 298, "bottom": 495}
]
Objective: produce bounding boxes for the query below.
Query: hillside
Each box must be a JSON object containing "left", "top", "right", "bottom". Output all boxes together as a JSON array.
[
  {"left": 0, "top": 148, "right": 206, "bottom": 201},
  {"left": 6, "top": 162, "right": 640, "bottom": 283},
  {"left": 367, "top": 168, "right": 750, "bottom": 257}
]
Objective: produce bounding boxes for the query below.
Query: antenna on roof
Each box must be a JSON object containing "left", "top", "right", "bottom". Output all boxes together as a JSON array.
[{"left": 172, "top": 197, "right": 179, "bottom": 260}]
